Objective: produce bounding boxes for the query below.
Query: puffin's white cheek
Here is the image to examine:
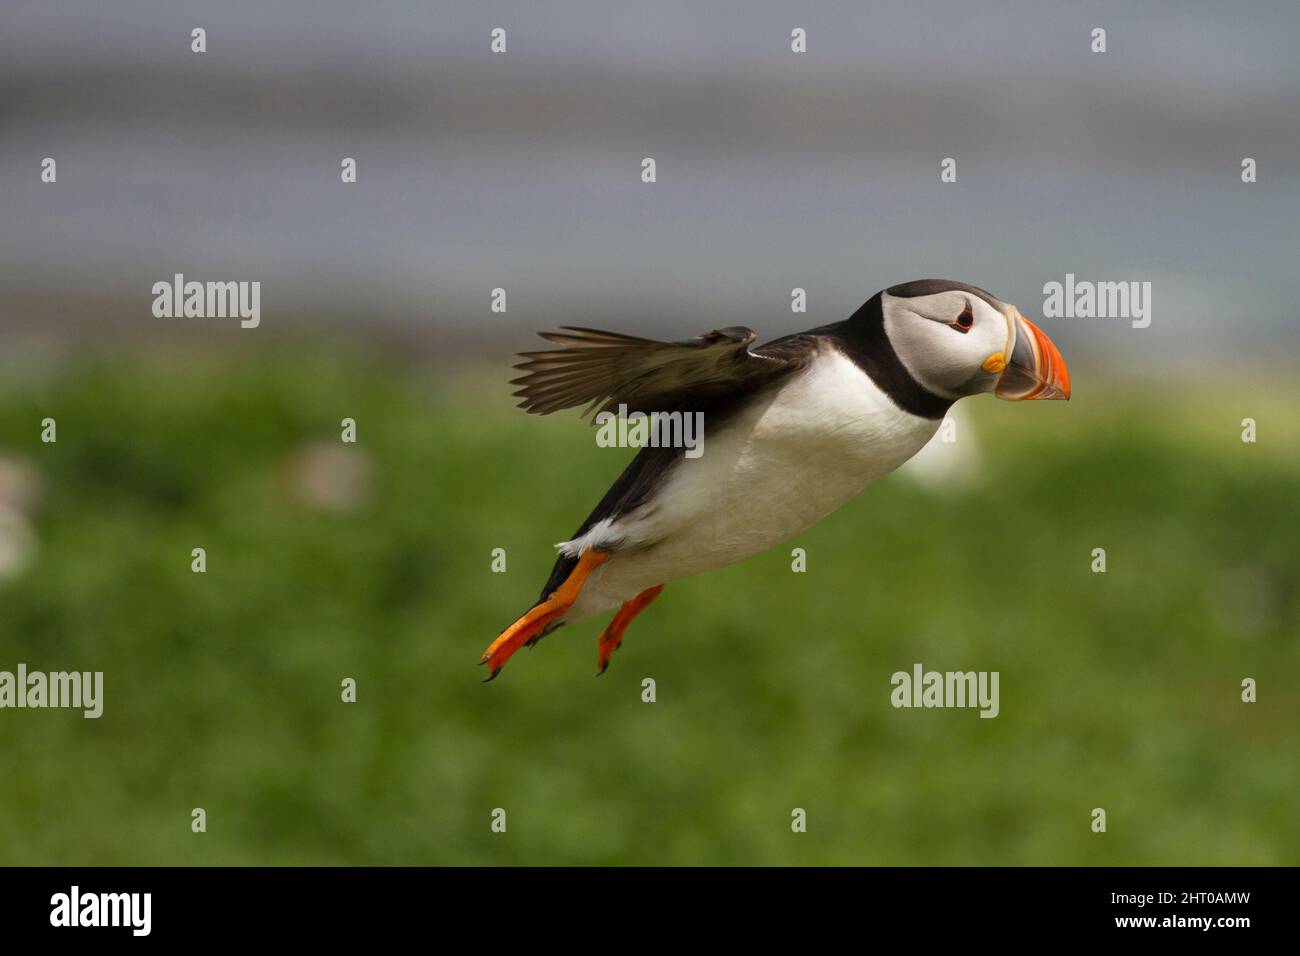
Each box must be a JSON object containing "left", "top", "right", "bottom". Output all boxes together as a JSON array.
[{"left": 957, "top": 325, "right": 1007, "bottom": 393}]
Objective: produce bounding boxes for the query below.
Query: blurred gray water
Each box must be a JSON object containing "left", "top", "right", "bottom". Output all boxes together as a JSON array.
[{"left": 2, "top": 0, "right": 1297, "bottom": 365}]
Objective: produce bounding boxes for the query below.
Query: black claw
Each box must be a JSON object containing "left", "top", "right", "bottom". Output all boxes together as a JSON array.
[{"left": 482, "top": 667, "right": 503, "bottom": 683}]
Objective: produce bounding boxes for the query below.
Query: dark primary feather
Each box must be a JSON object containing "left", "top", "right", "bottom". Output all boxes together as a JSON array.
[{"left": 511, "top": 324, "right": 803, "bottom": 419}]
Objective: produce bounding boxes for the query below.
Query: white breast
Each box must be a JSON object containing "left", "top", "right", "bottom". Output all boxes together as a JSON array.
[{"left": 564, "top": 346, "right": 942, "bottom": 621}]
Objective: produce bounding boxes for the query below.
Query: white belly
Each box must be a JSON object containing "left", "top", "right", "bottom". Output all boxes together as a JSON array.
[{"left": 563, "top": 347, "right": 942, "bottom": 622}]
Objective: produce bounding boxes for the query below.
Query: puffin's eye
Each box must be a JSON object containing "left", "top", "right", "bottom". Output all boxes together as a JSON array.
[{"left": 950, "top": 303, "right": 974, "bottom": 333}]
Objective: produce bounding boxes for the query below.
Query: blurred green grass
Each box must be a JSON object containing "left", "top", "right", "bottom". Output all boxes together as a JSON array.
[{"left": 0, "top": 346, "right": 1296, "bottom": 865}]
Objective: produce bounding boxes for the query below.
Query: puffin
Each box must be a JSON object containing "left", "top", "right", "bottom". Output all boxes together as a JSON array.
[{"left": 480, "top": 279, "right": 1070, "bottom": 680}]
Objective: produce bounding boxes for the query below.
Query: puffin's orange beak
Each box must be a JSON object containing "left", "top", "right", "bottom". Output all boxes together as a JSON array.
[{"left": 994, "top": 311, "right": 1071, "bottom": 401}]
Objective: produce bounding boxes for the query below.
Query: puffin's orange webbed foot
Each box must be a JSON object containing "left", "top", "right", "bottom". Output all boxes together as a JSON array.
[
  {"left": 596, "top": 584, "right": 664, "bottom": 675},
  {"left": 479, "top": 550, "right": 608, "bottom": 681}
]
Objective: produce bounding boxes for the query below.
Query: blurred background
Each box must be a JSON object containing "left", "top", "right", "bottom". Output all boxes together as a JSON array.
[{"left": 0, "top": 0, "right": 1296, "bottom": 865}]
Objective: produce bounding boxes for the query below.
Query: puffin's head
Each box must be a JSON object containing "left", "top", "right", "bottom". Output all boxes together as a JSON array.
[{"left": 880, "top": 279, "right": 1070, "bottom": 401}]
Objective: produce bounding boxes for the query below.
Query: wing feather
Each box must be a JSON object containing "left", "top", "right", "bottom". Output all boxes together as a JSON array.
[{"left": 511, "top": 324, "right": 802, "bottom": 418}]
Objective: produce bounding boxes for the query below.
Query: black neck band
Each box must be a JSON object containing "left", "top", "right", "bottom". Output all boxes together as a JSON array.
[{"left": 834, "top": 294, "right": 954, "bottom": 420}]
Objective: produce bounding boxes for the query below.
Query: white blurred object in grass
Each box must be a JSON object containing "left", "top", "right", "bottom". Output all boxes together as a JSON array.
[
  {"left": 281, "top": 443, "right": 374, "bottom": 512},
  {"left": 896, "top": 405, "right": 983, "bottom": 493},
  {"left": 0, "top": 456, "right": 41, "bottom": 578}
]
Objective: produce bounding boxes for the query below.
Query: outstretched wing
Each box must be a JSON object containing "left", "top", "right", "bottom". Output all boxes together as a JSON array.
[{"left": 510, "top": 325, "right": 804, "bottom": 418}]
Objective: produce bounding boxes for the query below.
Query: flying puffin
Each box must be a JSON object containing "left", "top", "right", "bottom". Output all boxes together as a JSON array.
[{"left": 480, "top": 279, "right": 1070, "bottom": 679}]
